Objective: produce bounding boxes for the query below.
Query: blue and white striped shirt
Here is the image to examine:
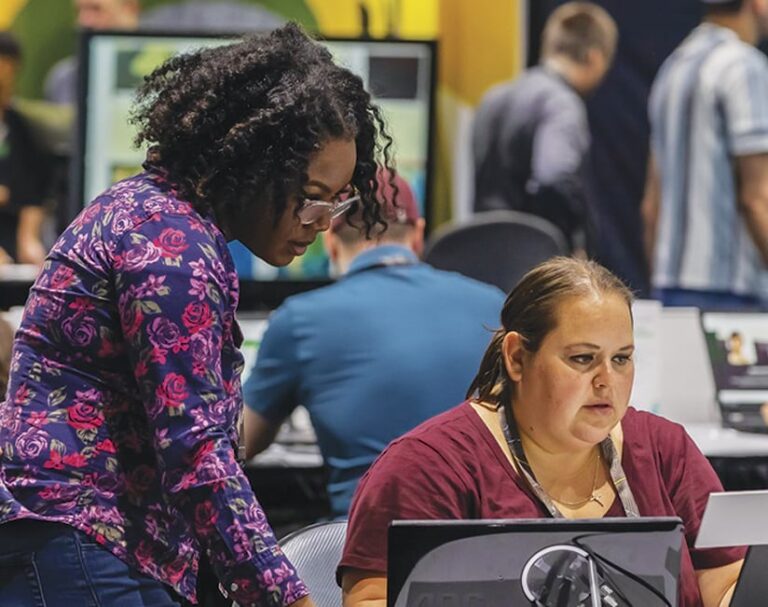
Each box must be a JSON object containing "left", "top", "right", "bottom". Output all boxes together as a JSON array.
[{"left": 649, "top": 23, "right": 768, "bottom": 296}]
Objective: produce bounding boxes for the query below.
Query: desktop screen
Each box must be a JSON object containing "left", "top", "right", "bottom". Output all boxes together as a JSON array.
[
  {"left": 76, "top": 30, "right": 436, "bottom": 282},
  {"left": 700, "top": 311, "right": 768, "bottom": 407},
  {"left": 237, "top": 314, "right": 269, "bottom": 386}
]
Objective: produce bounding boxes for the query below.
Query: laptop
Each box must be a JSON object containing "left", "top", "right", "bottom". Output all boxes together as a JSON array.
[
  {"left": 699, "top": 311, "right": 768, "bottom": 433},
  {"left": 387, "top": 517, "right": 684, "bottom": 607},
  {"left": 695, "top": 490, "right": 768, "bottom": 607}
]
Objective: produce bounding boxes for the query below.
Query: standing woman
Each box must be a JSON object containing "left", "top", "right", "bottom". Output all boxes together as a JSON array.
[{"left": 0, "top": 23, "right": 392, "bottom": 607}]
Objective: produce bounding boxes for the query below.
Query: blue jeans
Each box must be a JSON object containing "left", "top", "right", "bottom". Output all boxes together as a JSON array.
[{"left": 0, "top": 519, "right": 182, "bottom": 607}]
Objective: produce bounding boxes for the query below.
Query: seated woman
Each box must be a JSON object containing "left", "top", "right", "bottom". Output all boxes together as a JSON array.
[{"left": 339, "top": 257, "right": 744, "bottom": 607}]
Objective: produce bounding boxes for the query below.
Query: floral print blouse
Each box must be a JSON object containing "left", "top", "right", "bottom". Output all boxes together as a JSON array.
[{"left": 0, "top": 170, "right": 308, "bottom": 606}]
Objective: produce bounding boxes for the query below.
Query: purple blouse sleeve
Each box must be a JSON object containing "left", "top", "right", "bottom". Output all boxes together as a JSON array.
[{"left": 113, "top": 213, "right": 308, "bottom": 607}]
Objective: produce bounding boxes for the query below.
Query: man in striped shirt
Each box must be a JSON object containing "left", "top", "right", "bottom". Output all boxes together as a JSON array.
[{"left": 643, "top": 0, "right": 768, "bottom": 309}]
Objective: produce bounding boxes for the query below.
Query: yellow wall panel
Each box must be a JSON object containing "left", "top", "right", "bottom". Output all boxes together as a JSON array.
[
  {"left": 439, "top": 0, "right": 523, "bottom": 107},
  {"left": 392, "top": 0, "right": 438, "bottom": 39},
  {"left": 0, "top": 0, "right": 28, "bottom": 29},
  {"left": 307, "top": 0, "right": 437, "bottom": 38},
  {"left": 306, "top": 0, "right": 361, "bottom": 36}
]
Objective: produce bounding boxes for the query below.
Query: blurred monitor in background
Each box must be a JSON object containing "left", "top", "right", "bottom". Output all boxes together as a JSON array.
[{"left": 74, "top": 30, "right": 436, "bottom": 284}]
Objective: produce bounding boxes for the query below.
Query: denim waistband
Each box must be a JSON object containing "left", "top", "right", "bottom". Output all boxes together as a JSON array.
[{"left": 0, "top": 519, "right": 75, "bottom": 553}]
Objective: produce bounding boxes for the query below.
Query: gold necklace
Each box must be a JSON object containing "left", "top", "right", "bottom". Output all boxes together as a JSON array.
[{"left": 546, "top": 450, "right": 604, "bottom": 509}]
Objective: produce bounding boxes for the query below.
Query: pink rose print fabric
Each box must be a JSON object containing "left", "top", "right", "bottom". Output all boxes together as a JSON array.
[{"left": 0, "top": 170, "right": 308, "bottom": 606}]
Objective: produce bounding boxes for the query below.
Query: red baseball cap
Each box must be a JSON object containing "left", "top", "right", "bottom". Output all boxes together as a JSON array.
[{"left": 331, "top": 168, "right": 420, "bottom": 233}]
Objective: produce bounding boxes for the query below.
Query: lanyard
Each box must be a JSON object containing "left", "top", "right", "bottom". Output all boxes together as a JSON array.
[
  {"left": 497, "top": 402, "right": 641, "bottom": 518},
  {"left": 348, "top": 253, "right": 416, "bottom": 276}
]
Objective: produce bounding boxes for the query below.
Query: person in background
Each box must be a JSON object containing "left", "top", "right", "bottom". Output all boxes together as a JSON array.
[
  {"left": 45, "top": 0, "right": 141, "bottom": 105},
  {"left": 339, "top": 257, "right": 744, "bottom": 607},
  {"left": 0, "top": 22, "right": 395, "bottom": 607},
  {"left": 243, "top": 169, "right": 505, "bottom": 519},
  {"left": 472, "top": 2, "right": 617, "bottom": 252},
  {"left": 643, "top": 0, "right": 768, "bottom": 310},
  {"left": 0, "top": 316, "right": 12, "bottom": 399},
  {"left": 0, "top": 32, "right": 49, "bottom": 266},
  {"left": 726, "top": 331, "right": 751, "bottom": 366}
]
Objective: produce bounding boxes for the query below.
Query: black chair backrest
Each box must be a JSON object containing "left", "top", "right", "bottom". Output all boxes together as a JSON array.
[
  {"left": 279, "top": 520, "right": 348, "bottom": 607},
  {"left": 423, "top": 210, "right": 569, "bottom": 293}
]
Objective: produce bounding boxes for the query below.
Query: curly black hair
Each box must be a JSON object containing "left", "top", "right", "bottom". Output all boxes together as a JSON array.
[{"left": 131, "top": 22, "right": 394, "bottom": 233}]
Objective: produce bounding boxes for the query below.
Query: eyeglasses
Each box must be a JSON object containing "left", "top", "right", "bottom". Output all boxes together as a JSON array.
[{"left": 296, "top": 186, "right": 360, "bottom": 226}]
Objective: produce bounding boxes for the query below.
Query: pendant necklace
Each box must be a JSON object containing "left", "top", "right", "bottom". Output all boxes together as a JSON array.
[{"left": 542, "top": 450, "right": 604, "bottom": 509}]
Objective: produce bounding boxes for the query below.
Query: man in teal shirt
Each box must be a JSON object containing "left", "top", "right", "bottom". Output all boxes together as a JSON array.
[{"left": 242, "top": 172, "right": 505, "bottom": 518}]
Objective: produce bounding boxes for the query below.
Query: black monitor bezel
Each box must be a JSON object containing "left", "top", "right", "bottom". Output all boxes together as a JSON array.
[{"left": 387, "top": 516, "right": 684, "bottom": 607}]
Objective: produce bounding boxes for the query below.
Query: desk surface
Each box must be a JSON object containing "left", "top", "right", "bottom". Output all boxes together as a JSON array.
[
  {"left": 247, "top": 442, "right": 323, "bottom": 468},
  {"left": 685, "top": 422, "right": 768, "bottom": 458},
  {"left": 247, "top": 419, "right": 768, "bottom": 469},
  {"left": 0, "top": 265, "right": 38, "bottom": 282}
]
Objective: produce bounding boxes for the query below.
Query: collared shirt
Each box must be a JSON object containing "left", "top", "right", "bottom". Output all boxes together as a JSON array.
[
  {"left": 243, "top": 244, "right": 505, "bottom": 518},
  {"left": 649, "top": 23, "right": 768, "bottom": 296},
  {"left": 0, "top": 170, "right": 307, "bottom": 606},
  {"left": 472, "top": 66, "right": 590, "bottom": 245}
]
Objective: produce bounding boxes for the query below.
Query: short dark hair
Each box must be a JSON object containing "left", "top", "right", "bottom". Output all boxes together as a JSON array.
[
  {"left": 333, "top": 219, "right": 414, "bottom": 246},
  {"left": 0, "top": 31, "right": 21, "bottom": 61},
  {"left": 467, "top": 257, "right": 634, "bottom": 406},
  {"left": 703, "top": 0, "right": 745, "bottom": 15},
  {"left": 131, "top": 23, "right": 394, "bottom": 235},
  {"left": 541, "top": 2, "right": 618, "bottom": 64}
]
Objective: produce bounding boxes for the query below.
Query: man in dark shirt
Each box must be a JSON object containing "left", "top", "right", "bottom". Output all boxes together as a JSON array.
[
  {"left": 472, "top": 2, "right": 617, "bottom": 251},
  {"left": 0, "top": 32, "right": 48, "bottom": 265},
  {"left": 44, "top": 0, "right": 141, "bottom": 105}
]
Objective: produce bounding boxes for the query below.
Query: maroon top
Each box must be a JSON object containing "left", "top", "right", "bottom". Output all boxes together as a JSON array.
[{"left": 340, "top": 402, "right": 745, "bottom": 607}]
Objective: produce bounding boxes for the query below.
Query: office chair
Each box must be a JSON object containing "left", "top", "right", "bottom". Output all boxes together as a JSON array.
[
  {"left": 279, "top": 520, "right": 348, "bottom": 607},
  {"left": 423, "top": 210, "right": 569, "bottom": 293}
]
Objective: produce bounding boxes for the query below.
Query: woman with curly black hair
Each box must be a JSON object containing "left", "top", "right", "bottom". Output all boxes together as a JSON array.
[{"left": 0, "top": 22, "right": 394, "bottom": 607}]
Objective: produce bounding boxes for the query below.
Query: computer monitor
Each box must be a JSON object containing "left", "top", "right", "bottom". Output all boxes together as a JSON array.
[
  {"left": 237, "top": 312, "right": 316, "bottom": 444},
  {"left": 236, "top": 312, "right": 270, "bottom": 386},
  {"left": 387, "top": 517, "right": 684, "bottom": 607},
  {"left": 699, "top": 311, "right": 768, "bottom": 432},
  {"left": 74, "top": 30, "right": 436, "bottom": 292}
]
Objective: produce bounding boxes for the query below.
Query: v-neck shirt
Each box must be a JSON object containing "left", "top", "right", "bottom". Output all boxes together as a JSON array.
[{"left": 340, "top": 401, "right": 745, "bottom": 607}]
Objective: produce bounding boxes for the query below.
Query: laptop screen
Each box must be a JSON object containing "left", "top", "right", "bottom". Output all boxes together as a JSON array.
[
  {"left": 699, "top": 311, "right": 768, "bottom": 430},
  {"left": 387, "top": 517, "right": 683, "bottom": 607}
]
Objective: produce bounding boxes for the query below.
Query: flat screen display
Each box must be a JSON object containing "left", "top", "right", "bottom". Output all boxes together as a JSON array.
[
  {"left": 700, "top": 311, "right": 768, "bottom": 406},
  {"left": 76, "top": 30, "right": 435, "bottom": 282}
]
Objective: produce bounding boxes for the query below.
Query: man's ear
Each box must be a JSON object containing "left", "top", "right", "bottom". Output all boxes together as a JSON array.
[
  {"left": 502, "top": 331, "right": 527, "bottom": 382},
  {"left": 323, "top": 230, "right": 339, "bottom": 263},
  {"left": 409, "top": 218, "right": 426, "bottom": 257}
]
